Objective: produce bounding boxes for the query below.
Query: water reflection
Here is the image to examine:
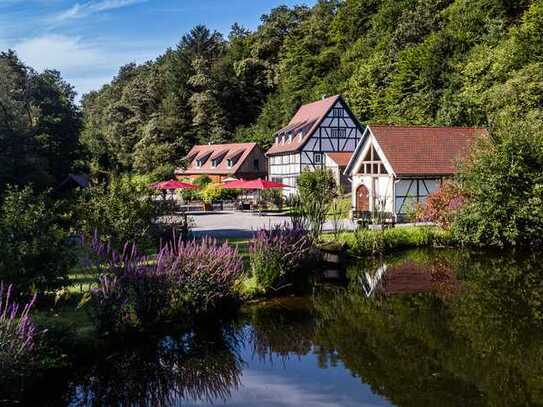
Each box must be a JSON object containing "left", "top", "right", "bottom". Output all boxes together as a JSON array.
[
  {"left": 22, "top": 249, "right": 543, "bottom": 406},
  {"left": 351, "top": 250, "right": 461, "bottom": 298},
  {"left": 70, "top": 324, "right": 243, "bottom": 407}
]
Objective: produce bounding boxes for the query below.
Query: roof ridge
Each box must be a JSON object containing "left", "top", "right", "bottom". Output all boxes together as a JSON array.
[{"left": 299, "top": 94, "right": 340, "bottom": 107}]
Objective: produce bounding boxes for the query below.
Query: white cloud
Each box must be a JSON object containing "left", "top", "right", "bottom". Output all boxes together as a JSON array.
[
  {"left": 15, "top": 35, "right": 104, "bottom": 72},
  {"left": 51, "top": 0, "right": 147, "bottom": 23},
  {"left": 13, "top": 34, "right": 158, "bottom": 100}
]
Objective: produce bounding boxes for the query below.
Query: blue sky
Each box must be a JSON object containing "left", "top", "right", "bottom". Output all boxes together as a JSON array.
[{"left": 1, "top": 0, "right": 314, "bottom": 99}]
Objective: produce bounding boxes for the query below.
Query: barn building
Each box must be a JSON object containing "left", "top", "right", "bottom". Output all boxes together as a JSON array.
[
  {"left": 175, "top": 142, "right": 267, "bottom": 183},
  {"left": 345, "top": 125, "right": 487, "bottom": 220},
  {"left": 266, "top": 95, "right": 365, "bottom": 195}
]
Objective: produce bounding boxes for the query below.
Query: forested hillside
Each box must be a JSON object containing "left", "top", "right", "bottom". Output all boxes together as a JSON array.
[{"left": 81, "top": 0, "right": 542, "bottom": 178}]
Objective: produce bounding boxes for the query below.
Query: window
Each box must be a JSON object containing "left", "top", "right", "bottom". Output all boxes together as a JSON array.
[
  {"left": 360, "top": 145, "right": 387, "bottom": 175},
  {"left": 196, "top": 159, "right": 202, "bottom": 168},
  {"left": 331, "top": 128, "right": 346, "bottom": 138},
  {"left": 211, "top": 159, "right": 218, "bottom": 168},
  {"left": 331, "top": 107, "right": 343, "bottom": 117},
  {"left": 253, "top": 159, "right": 260, "bottom": 170},
  {"left": 394, "top": 179, "right": 442, "bottom": 214},
  {"left": 226, "top": 159, "right": 233, "bottom": 168},
  {"left": 314, "top": 153, "right": 323, "bottom": 164}
]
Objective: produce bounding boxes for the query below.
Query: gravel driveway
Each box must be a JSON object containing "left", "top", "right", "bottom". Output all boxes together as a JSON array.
[{"left": 189, "top": 211, "right": 356, "bottom": 239}]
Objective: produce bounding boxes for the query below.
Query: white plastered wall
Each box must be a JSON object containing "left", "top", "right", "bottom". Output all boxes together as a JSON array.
[{"left": 348, "top": 129, "right": 396, "bottom": 213}]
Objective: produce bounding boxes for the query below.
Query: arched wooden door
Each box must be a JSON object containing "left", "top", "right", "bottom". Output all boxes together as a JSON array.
[{"left": 356, "top": 184, "right": 370, "bottom": 212}]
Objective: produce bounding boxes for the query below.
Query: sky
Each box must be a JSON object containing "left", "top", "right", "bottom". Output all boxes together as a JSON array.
[{"left": 0, "top": 0, "right": 314, "bottom": 99}]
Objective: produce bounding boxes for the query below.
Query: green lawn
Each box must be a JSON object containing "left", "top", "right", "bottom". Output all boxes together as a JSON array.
[{"left": 321, "top": 225, "right": 453, "bottom": 256}]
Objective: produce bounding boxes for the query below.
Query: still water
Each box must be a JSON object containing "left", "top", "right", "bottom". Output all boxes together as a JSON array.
[{"left": 33, "top": 249, "right": 543, "bottom": 406}]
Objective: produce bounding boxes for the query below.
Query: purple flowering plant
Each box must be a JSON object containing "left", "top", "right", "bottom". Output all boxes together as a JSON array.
[
  {"left": 0, "top": 283, "right": 37, "bottom": 366},
  {"left": 248, "top": 223, "right": 313, "bottom": 293},
  {"left": 85, "top": 232, "right": 244, "bottom": 333}
]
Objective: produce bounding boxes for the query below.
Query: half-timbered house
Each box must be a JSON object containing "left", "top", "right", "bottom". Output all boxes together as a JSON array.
[
  {"left": 345, "top": 125, "right": 487, "bottom": 220},
  {"left": 266, "top": 95, "right": 365, "bottom": 195}
]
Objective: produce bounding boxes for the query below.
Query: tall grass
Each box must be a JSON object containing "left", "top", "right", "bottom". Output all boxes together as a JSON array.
[
  {"left": 333, "top": 226, "right": 453, "bottom": 256},
  {"left": 0, "top": 283, "right": 37, "bottom": 365}
]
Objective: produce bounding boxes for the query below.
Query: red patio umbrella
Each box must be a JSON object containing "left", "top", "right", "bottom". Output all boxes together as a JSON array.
[
  {"left": 148, "top": 179, "right": 197, "bottom": 190},
  {"left": 222, "top": 178, "right": 287, "bottom": 190}
]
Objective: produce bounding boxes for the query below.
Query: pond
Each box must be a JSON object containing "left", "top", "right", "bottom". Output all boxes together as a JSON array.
[{"left": 20, "top": 248, "right": 543, "bottom": 406}]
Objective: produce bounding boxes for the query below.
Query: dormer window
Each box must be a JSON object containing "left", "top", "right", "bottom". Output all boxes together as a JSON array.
[
  {"left": 196, "top": 159, "right": 202, "bottom": 168},
  {"left": 275, "top": 136, "right": 279, "bottom": 145},
  {"left": 211, "top": 159, "right": 218, "bottom": 168},
  {"left": 226, "top": 158, "right": 233, "bottom": 168},
  {"left": 288, "top": 133, "right": 292, "bottom": 143},
  {"left": 281, "top": 135, "right": 285, "bottom": 144}
]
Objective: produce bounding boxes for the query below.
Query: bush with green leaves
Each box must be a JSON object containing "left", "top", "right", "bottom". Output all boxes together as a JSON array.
[
  {"left": 0, "top": 186, "right": 74, "bottom": 294},
  {"left": 297, "top": 169, "right": 338, "bottom": 241},
  {"left": 453, "top": 119, "right": 543, "bottom": 247},
  {"left": 199, "top": 183, "right": 223, "bottom": 204},
  {"left": 77, "top": 176, "right": 162, "bottom": 249},
  {"left": 193, "top": 175, "right": 212, "bottom": 188}
]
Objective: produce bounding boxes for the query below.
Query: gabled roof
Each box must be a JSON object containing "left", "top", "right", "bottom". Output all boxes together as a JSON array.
[
  {"left": 325, "top": 152, "right": 352, "bottom": 167},
  {"left": 176, "top": 142, "right": 261, "bottom": 176},
  {"left": 346, "top": 125, "right": 487, "bottom": 176},
  {"left": 266, "top": 95, "right": 342, "bottom": 155}
]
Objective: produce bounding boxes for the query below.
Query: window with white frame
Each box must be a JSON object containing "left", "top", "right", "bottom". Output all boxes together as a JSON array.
[
  {"left": 360, "top": 145, "right": 387, "bottom": 175},
  {"left": 314, "top": 152, "right": 323, "bottom": 164}
]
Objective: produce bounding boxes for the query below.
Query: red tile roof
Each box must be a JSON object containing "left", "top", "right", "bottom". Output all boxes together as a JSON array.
[
  {"left": 325, "top": 152, "right": 352, "bottom": 166},
  {"left": 370, "top": 125, "right": 487, "bottom": 175},
  {"left": 266, "top": 95, "right": 341, "bottom": 155},
  {"left": 379, "top": 261, "right": 460, "bottom": 296},
  {"left": 176, "top": 142, "right": 261, "bottom": 176}
]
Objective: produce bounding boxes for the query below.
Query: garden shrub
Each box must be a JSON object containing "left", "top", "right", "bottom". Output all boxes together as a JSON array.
[
  {"left": 85, "top": 234, "right": 243, "bottom": 333},
  {"left": 0, "top": 186, "right": 74, "bottom": 294},
  {"left": 193, "top": 174, "right": 212, "bottom": 188},
  {"left": 416, "top": 181, "right": 466, "bottom": 229},
  {"left": 199, "top": 182, "right": 223, "bottom": 204},
  {"left": 77, "top": 176, "right": 162, "bottom": 250},
  {"left": 248, "top": 223, "right": 313, "bottom": 294},
  {"left": 297, "top": 169, "right": 338, "bottom": 241},
  {"left": 453, "top": 120, "right": 543, "bottom": 247}
]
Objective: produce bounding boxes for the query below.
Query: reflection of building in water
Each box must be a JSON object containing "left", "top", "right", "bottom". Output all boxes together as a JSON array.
[{"left": 360, "top": 260, "right": 460, "bottom": 297}]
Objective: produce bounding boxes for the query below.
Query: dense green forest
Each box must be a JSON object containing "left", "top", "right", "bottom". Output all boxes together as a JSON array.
[{"left": 78, "top": 0, "right": 542, "bottom": 178}]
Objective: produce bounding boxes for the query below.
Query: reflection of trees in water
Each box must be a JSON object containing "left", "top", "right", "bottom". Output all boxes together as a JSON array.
[
  {"left": 243, "top": 298, "right": 315, "bottom": 362},
  {"left": 313, "top": 249, "right": 543, "bottom": 407},
  {"left": 70, "top": 324, "right": 243, "bottom": 407}
]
